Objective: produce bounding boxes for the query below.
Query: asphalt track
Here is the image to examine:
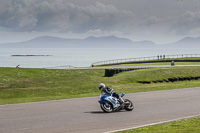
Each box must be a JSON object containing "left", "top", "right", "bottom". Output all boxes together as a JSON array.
[{"left": 0, "top": 87, "right": 200, "bottom": 133}]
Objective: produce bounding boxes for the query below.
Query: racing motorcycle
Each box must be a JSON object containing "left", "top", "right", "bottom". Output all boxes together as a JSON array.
[{"left": 98, "top": 93, "right": 134, "bottom": 113}]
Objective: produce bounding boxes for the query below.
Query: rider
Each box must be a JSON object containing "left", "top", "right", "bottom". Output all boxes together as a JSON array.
[{"left": 98, "top": 83, "right": 124, "bottom": 104}]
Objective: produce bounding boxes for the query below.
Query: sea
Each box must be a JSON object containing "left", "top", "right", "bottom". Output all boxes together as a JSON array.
[{"left": 0, "top": 48, "right": 199, "bottom": 68}]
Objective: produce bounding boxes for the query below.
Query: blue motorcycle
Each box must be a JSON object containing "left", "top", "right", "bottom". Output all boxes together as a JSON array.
[{"left": 99, "top": 93, "right": 134, "bottom": 113}]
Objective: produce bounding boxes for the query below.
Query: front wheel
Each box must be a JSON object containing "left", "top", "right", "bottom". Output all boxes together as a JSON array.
[
  {"left": 124, "top": 99, "right": 134, "bottom": 111},
  {"left": 100, "top": 102, "right": 113, "bottom": 113}
]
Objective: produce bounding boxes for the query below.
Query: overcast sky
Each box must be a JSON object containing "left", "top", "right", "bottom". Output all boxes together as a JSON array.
[{"left": 0, "top": 0, "right": 200, "bottom": 44}]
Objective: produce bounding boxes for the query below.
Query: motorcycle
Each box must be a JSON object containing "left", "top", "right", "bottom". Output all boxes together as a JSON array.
[{"left": 98, "top": 92, "right": 134, "bottom": 113}]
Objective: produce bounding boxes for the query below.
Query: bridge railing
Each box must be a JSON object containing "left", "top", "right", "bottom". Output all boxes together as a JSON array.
[{"left": 91, "top": 54, "right": 200, "bottom": 66}]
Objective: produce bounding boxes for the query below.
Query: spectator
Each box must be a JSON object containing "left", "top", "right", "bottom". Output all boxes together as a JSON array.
[
  {"left": 16, "top": 65, "right": 20, "bottom": 68},
  {"left": 163, "top": 55, "right": 165, "bottom": 59}
]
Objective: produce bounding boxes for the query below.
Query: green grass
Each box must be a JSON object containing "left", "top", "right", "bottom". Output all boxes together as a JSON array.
[
  {"left": 116, "top": 117, "right": 200, "bottom": 133},
  {"left": 1, "top": 66, "right": 200, "bottom": 104},
  {"left": 0, "top": 68, "right": 105, "bottom": 104}
]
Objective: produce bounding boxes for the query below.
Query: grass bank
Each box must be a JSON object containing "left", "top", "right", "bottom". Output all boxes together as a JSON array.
[
  {"left": 117, "top": 117, "right": 200, "bottom": 133},
  {"left": 1, "top": 66, "right": 200, "bottom": 104}
]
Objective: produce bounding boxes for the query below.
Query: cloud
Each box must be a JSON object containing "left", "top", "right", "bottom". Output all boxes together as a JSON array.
[
  {"left": 2, "top": 0, "right": 200, "bottom": 44},
  {"left": 86, "top": 29, "right": 122, "bottom": 36},
  {"left": 0, "top": 0, "right": 135, "bottom": 33},
  {"left": 170, "top": 11, "right": 200, "bottom": 35}
]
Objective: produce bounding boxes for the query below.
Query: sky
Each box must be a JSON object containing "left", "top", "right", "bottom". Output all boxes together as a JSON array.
[{"left": 0, "top": 0, "right": 200, "bottom": 44}]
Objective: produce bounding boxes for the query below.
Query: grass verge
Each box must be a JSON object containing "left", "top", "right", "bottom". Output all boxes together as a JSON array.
[
  {"left": 116, "top": 116, "right": 200, "bottom": 133},
  {"left": 1, "top": 66, "right": 200, "bottom": 104}
]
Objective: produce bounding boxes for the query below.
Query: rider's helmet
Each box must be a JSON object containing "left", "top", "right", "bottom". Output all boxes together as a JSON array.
[{"left": 99, "top": 83, "right": 105, "bottom": 91}]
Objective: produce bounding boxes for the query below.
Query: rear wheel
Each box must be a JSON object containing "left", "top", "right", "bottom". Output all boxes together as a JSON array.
[
  {"left": 124, "top": 99, "right": 134, "bottom": 111},
  {"left": 100, "top": 102, "right": 113, "bottom": 113}
]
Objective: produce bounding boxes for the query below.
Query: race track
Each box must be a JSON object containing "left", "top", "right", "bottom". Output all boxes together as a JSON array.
[{"left": 0, "top": 87, "right": 200, "bottom": 133}]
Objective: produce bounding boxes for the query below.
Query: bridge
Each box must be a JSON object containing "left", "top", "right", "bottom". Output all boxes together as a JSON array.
[{"left": 91, "top": 54, "right": 200, "bottom": 66}]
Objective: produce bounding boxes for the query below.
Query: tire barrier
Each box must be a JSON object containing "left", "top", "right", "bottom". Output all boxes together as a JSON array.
[
  {"left": 138, "top": 76, "right": 200, "bottom": 84},
  {"left": 105, "top": 68, "right": 140, "bottom": 77}
]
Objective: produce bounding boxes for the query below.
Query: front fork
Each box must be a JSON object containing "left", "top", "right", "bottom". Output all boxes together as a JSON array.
[{"left": 118, "top": 97, "right": 124, "bottom": 103}]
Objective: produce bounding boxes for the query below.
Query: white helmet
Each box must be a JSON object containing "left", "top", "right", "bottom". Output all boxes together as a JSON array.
[{"left": 99, "top": 83, "right": 105, "bottom": 91}]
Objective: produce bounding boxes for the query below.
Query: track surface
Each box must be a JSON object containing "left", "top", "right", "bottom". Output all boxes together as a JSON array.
[{"left": 0, "top": 87, "right": 200, "bottom": 133}]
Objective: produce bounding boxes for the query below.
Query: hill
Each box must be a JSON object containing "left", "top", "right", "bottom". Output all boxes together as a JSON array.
[
  {"left": 0, "top": 36, "right": 139, "bottom": 48},
  {"left": 160, "top": 36, "right": 200, "bottom": 48},
  {"left": 1, "top": 35, "right": 200, "bottom": 48}
]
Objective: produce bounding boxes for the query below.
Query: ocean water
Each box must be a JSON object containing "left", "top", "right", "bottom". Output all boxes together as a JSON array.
[{"left": 0, "top": 48, "right": 199, "bottom": 68}]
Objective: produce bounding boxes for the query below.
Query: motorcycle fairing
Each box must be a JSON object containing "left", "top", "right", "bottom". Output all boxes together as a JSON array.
[{"left": 99, "top": 95, "right": 118, "bottom": 108}]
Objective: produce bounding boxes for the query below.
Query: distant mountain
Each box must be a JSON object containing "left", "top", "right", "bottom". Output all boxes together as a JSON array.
[
  {"left": 160, "top": 37, "right": 200, "bottom": 48},
  {"left": 0, "top": 36, "right": 78, "bottom": 48},
  {"left": 0, "top": 35, "right": 139, "bottom": 48},
  {"left": 1, "top": 35, "right": 200, "bottom": 48},
  {"left": 81, "top": 35, "right": 135, "bottom": 47},
  {"left": 85, "top": 35, "right": 133, "bottom": 43}
]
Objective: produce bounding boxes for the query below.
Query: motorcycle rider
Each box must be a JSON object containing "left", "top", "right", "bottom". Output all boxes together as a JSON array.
[{"left": 98, "top": 83, "right": 124, "bottom": 104}]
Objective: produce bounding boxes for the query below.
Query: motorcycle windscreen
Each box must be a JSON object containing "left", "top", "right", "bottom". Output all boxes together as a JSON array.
[{"left": 120, "top": 93, "right": 125, "bottom": 97}]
